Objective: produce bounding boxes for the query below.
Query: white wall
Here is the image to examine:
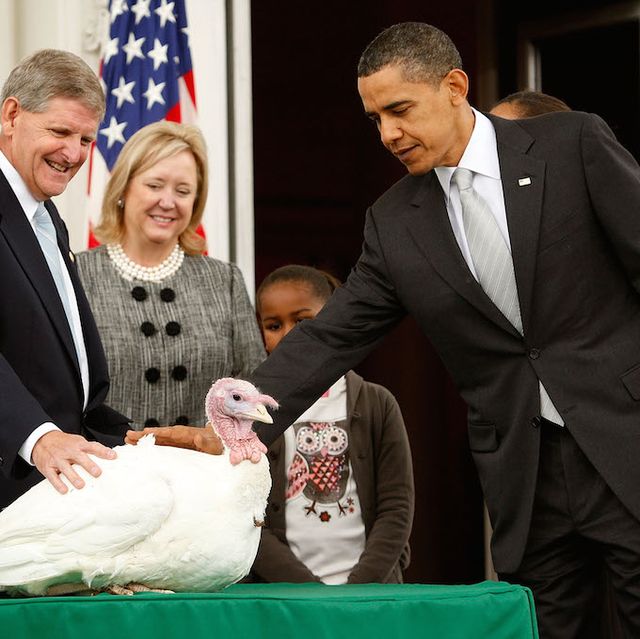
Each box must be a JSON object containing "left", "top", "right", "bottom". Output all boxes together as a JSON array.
[
  {"left": 0, "top": 0, "right": 255, "bottom": 292},
  {"left": 0, "top": 0, "right": 94, "bottom": 256}
]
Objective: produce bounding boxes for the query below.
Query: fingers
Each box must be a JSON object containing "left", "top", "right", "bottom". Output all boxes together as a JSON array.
[
  {"left": 39, "top": 456, "right": 87, "bottom": 493},
  {"left": 84, "top": 441, "right": 117, "bottom": 461},
  {"left": 125, "top": 428, "right": 166, "bottom": 445},
  {"left": 155, "top": 426, "right": 190, "bottom": 446},
  {"left": 137, "top": 425, "right": 200, "bottom": 450},
  {"left": 32, "top": 431, "right": 115, "bottom": 493},
  {"left": 41, "top": 465, "right": 71, "bottom": 494},
  {"left": 193, "top": 431, "right": 224, "bottom": 455},
  {"left": 125, "top": 429, "right": 143, "bottom": 445},
  {"left": 127, "top": 426, "right": 223, "bottom": 455}
]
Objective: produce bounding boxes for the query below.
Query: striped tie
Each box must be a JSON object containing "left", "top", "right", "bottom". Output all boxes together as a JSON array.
[{"left": 452, "top": 168, "right": 563, "bottom": 425}]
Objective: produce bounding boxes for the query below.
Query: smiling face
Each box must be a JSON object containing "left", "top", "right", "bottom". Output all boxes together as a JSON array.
[
  {"left": 357, "top": 64, "right": 474, "bottom": 175},
  {"left": 259, "top": 281, "right": 326, "bottom": 354},
  {"left": 121, "top": 150, "right": 197, "bottom": 260},
  {"left": 0, "top": 96, "right": 99, "bottom": 200}
]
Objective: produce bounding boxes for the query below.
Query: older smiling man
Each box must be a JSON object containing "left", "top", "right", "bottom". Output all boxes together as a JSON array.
[{"left": 0, "top": 50, "right": 129, "bottom": 508}]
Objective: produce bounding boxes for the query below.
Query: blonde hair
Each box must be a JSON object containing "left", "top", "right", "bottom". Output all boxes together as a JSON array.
[{"left": 95, "top": 121, "right": 208, "bottom": 254}]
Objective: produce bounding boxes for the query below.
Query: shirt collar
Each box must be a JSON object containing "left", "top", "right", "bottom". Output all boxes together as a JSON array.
[
  {"left": 434, "top": 108, "right": 500, "bottom": 203},
  {"left": 0, "top": 149, "right": 41, "bottom": 221}
]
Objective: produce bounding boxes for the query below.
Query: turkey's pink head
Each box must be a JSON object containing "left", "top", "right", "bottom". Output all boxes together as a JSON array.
[{"left": 205, "top": 378, "right": 278, "bottom": 465}]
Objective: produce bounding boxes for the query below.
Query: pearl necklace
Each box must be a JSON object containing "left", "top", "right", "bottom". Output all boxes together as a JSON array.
[{"left": 107, "top": 243, "right": 185, "bottom": 282}]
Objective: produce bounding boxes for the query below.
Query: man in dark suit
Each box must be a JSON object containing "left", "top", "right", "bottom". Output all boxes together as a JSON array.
[
  {"left": 248, "top": 23, "right": 640, "bottom": 637},
  {"left": 0, "top": 49, "right": 129, "bottom": 508}
]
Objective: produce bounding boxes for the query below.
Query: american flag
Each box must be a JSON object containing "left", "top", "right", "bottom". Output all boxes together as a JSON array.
[{"left": 86, "top": 0, "right": 197, "bottom": 246}]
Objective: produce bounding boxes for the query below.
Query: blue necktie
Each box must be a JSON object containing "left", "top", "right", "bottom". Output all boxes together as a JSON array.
[{"left": 33, "top": 203, "right": 78, "bottom": 350}]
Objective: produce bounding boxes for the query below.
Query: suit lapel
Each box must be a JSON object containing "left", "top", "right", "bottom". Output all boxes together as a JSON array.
[
  {"left": 405, "top": 118, "right": 546, "bottom": 336},
  {"left": 0, "top": 172, "right": 80, "bottom": 378},
  {"left": 491, "top": 115, "right": 546, "bottom": 336},
  {"left": 49, "top": 207, "right": 111, "bottom": 411},
  {"left": 405, "top": 171, "right": 520, "bottom": 334}
]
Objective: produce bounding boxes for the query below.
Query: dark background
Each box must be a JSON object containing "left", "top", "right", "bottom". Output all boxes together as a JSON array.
[{"left": 250, "top": 0, "right": 638, "bottom": 584}]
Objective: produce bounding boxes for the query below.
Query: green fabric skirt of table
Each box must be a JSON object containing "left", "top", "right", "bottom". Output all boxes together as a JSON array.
[{"left": 0, "top": 580, "right": 538, "bottom": 639}]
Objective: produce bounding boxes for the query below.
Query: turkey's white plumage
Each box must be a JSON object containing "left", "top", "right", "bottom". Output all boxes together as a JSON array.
[{"left": 0, "top": 378, "right": 277, "bottom": 596}]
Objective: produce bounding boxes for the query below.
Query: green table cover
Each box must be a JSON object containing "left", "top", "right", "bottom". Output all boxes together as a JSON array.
[{"left": 0, "top": 581, "right": 538, "bottom": 639}]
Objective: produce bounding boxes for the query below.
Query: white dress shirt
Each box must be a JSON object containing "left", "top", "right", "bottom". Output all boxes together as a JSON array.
[
  {"left": 0, "top": 151, "right": 90, "bottom": 463},
  {"left": 434, "top": 108, "right": 512, "bottom": 278},
  {"left": 433, "top": 110, "right": 565, "bottom": 427}
]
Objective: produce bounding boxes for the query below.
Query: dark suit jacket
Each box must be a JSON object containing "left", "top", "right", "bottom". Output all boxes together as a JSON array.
[
  {"left": 253, "top": 111, "right": 640, "bottom": 573},
  {"left": 0, "top": 168, "right": 129, "bottom": 508}
]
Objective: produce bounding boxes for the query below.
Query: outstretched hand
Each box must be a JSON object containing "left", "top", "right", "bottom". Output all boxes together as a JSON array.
[
  {"left": 125, "top": 425, "right": 224, "bottom": 456},
  {"left": 31, "top": 430, "right": 117, "bottom": 494}
]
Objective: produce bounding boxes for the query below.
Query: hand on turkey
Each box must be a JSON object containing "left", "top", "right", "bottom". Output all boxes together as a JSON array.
[
  {"left": 32, "top": 430, "right": 116, "bottom": 494},
  {"left": 125, "top": 425, "right": 224, "bottom": 455}
]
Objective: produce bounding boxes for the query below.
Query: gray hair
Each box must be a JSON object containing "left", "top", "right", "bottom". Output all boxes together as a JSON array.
[
  {"left": 1, "top": 49, "right": 105, "bottom": 119},
  {"left": 358, "top": 22, "right": 462, "bottom": 86}
]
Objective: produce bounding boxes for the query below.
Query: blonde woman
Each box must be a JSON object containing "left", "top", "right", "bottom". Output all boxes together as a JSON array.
[{"left": 77, "top": 121, "right": 265, "bottom": 430}]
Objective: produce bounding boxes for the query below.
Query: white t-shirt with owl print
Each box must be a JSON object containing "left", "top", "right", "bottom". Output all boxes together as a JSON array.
[{"left": 283, "top": 375, "right": 366, "bottom": 584}]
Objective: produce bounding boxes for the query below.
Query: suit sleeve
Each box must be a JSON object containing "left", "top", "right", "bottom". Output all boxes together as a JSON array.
[
  {"left": 82, "top": 404, "right": 130, "bottom": 448},
  {"left": 0, "top": 354, "right": 51, "bottom": 479},
  {"left": 581, "top": 113, "right": 640, "bottom": 290},
  {"left": 347, "top": 386, "right": 415, "bottom": 584},
  {"left": 253, "top": 209, "right": 406, "bottom": 446}
]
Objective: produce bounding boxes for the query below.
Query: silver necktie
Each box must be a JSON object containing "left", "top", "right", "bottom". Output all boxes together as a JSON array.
[{"left": 452, "top": 168, "right": 563, "bottom": 425}]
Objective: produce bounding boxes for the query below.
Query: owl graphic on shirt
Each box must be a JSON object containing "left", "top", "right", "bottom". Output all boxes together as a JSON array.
[{"left": 285, "top": 421, "right": 353, "bottom": 518}]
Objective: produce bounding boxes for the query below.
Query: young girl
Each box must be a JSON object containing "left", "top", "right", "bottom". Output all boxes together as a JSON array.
[{"left": 251, "top": 265, "right": 415, "bottom": 584}]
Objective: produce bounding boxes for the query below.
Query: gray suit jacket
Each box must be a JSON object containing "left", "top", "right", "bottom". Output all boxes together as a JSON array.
[{"left": 253, "top": 111, "right": 640, "bottom": 573}]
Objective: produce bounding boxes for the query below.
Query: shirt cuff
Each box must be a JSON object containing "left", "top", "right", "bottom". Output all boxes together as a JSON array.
[{"left": 18, "top": 423, "right": 61, "bottom": 465}]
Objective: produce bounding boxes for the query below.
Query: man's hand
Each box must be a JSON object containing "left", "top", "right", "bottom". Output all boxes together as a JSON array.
[
  {"left": 125, "top": 425, "right": 223, "bottom": 456},
  {"left": 31, "top": 430, "right": 117, "bottom": 494}
]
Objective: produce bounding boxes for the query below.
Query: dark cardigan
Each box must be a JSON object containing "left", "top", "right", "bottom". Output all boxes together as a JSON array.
[{"left": 250, "top": 370, "right": 415, "bottom": 583}]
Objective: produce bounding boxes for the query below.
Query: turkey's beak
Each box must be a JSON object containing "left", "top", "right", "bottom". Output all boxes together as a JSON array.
[{"left": 241, "top": 403, "right": 273, "bottom": 424}]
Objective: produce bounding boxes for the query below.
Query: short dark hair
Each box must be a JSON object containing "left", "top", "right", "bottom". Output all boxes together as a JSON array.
[
  {"left": 492, "top": 90, "right": 570, "bottom": 118},
  {"left": 256, "top": 265, "right": 341, "bottom": 313},
  {"left": 358, "top": 22, "right": 462, "bottom": 85}
]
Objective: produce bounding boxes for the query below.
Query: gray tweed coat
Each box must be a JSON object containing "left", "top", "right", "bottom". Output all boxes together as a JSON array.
[{"left": 77, "top": 245, "right": 265, "bottom": 430}]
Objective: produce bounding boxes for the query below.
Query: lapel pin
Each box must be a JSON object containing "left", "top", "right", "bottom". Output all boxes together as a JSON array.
[
  {"left": 69, "top": 251, "right": 75, "bottom": 262},
  {"left": 518, "top": 177, "right": 532, "bottom": 187}
]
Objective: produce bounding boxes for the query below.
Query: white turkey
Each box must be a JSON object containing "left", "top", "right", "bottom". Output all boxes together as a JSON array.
[{"left": 0, "top": 377, "right": 278, "bottom": 596}]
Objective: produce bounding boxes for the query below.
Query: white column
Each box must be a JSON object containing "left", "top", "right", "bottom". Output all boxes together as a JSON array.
[
  {"left": 48, "top": 0, "right": 101, "bottom": 250},
  {"left": 0, "top": 0, "right": 17, "bottom": 86},
  {"left": 186, "top": 0, "right": 231, "bottom": 263},
  {"left": 6, "top": 0, "right": 100, "bottom": 250},
  {"left": 227, "top": 0, "right": 256, "bottom": 297}
]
